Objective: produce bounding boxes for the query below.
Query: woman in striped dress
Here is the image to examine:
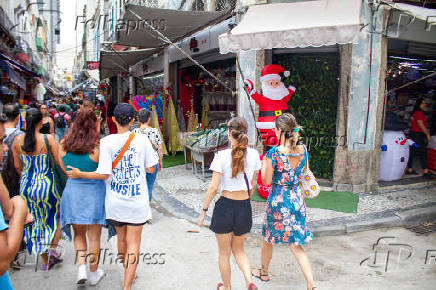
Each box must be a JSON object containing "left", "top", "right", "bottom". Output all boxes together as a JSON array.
[{"left": 12, "top": 108, "right": 64, "bottom": 271}]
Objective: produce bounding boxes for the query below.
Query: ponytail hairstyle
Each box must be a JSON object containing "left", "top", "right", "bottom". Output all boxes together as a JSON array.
[
  {"left": 22, "top": 108, "right": 43, "bottom": 153},
  {"left": 227, "top": 117, "right": 249, "bottom": 178},
  {"left": 275, "top": 113, "right": 301, "bottom": 149}
]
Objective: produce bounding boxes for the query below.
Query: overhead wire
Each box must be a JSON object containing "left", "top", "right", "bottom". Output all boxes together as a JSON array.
[
  {"left": 113, "top": 7, "right": 264, "bottom": 144},
  {"left": 126, "top": 7, "right": 234, "bottom": 93}
]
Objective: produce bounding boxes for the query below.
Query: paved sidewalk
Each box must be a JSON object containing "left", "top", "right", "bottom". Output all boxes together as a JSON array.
[
  {"left": 9, "top": 208, "right": 436, "bottom": 290},
  {"left": 155, "top": 165, "right": 436, "bottom": 236}
]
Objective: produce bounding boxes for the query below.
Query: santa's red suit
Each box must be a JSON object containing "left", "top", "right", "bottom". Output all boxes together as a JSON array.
[{"left": 245, "top": 64, "right": 295, "bottom": 146}]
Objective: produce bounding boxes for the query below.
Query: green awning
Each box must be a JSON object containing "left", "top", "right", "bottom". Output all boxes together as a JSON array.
[
  {"left": 37, "top": 66, "right": 46, "bottom": 77},
  {"left": 35, "top": 37, "right": 44, "bottom": 51}
]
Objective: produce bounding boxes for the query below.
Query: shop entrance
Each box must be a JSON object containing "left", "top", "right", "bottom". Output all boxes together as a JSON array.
[
  {"left": 178, "top": 58, "right": 236, "bottom": 130},
  {"left": 380, "top": 40, "right": 436, "bottom": 186}
]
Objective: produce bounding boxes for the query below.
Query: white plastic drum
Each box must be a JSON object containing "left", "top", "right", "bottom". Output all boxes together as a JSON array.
[
  {"left": 428, "top": 136, "right": 436, "bottom": 150},
  {"left": 379, "top": 131, "right": 410, "bottom": 181}
]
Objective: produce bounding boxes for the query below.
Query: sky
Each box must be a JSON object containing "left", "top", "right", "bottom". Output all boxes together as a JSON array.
[{"left": 55, "top": 0, "right": 85, "bottom": 71}]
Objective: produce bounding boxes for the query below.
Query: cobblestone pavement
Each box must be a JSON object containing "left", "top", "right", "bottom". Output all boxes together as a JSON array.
[{"left": 156, "top": 165, "right": 436, "bottom": 229}]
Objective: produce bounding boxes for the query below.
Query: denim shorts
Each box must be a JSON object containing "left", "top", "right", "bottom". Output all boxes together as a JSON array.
[{"left": 210, "top": 196, "right": 252, "bottom": 236}]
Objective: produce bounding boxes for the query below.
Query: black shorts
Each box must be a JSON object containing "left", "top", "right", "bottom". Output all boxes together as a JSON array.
[
  {"left": 210, "top": 196, "right": 252, "bottom": 236},
  {"left": 107, "top": 219, "right": 146, "bottom": 228}
]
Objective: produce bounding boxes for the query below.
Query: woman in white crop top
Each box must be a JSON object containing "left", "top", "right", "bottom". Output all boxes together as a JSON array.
[{"left": 198, "top": 117, "right": 260, "bottom": 290}]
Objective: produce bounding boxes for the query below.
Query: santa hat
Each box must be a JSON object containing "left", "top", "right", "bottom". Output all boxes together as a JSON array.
[{"left": 260, "top": 64, "right": 290, "bottom": 82}]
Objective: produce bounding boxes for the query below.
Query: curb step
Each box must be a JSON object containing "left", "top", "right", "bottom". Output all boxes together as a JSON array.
[
  {"left": 395, "top": 206, "right": 436, "bottom": 226},
  {"left": 154, "top": 184, "right": 436, "bottom": 237},
  {"left": 311, "top": 206, "right": 436, "bottom": 236}
]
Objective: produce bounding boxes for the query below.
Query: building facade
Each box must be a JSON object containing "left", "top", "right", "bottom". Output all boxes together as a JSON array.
[
  {"left": 80, "top": 0, "right": 436, "bottom": 193},
  {"left": 0, "top": 0, "right": 59, "bottom": 103}
]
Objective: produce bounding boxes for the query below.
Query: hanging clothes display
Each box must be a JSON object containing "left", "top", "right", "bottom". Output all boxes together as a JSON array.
[
  {"left": 176, "top": 100, "right": 187, "bottom": 132},
  {"left": 167, "top": 97, "right": 183, "bottom": 154},
  {"left": 177, "top": 59, "right": 236, "bottom": 130},
  {"left": 151, "top": 104, "right": 168, "bottom": 155}
]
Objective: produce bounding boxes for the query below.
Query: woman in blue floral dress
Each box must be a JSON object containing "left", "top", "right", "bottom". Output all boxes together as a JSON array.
[{"left": 252, "top": 113, "right": 317, "bottom": 290}]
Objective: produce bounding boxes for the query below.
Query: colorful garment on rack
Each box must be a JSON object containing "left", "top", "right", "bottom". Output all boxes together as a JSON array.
[{"left": 131, "top": 94, "right": 164, "bottom": 119}]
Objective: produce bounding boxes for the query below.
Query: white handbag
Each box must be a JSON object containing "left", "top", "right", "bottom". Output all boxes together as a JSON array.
[{"left": 300, "top": 168, "right": 320, "bottom": 199}]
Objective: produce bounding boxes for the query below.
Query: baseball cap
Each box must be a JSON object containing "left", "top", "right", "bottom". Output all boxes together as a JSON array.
[{"left": 114, "top": 103, "right": 135, "bottom": 121}]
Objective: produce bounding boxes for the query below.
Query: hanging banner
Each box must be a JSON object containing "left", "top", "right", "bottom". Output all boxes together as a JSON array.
[{"left": 35, "top": 83, "right": 46, "bottom": 101}]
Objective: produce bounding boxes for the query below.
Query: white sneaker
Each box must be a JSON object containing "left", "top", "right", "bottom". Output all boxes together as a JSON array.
[
  {"left": 76, "top": 265, "right": 87, "bottom": 285},
  {"left": 89, "top": 269, "right": 105, "bottom": 286}
]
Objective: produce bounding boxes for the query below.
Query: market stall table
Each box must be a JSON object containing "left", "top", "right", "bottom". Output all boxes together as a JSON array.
[
  {"left": 185, "top": 145, "right": 216, "bottom": 182},
  {"left": 178, "top": 129, "right": 228, "bottom": 181}
]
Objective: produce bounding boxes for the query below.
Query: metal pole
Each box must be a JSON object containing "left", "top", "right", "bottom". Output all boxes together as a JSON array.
[{"left": 235, "top": 55, "right": 263, "bottom": 146}]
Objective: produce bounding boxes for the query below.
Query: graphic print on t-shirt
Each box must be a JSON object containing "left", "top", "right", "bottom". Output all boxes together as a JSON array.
[{"left": 111, "top": 147, "right": 142, "bottom": 197}]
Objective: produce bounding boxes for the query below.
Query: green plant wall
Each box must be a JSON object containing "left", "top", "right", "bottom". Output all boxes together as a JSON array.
[{"left": 273, "top": 53, "right": 340, "bottom": 180}]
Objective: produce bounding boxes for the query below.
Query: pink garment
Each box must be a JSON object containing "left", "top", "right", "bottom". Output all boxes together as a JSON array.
[{"left": 54, "top": 112, "right": 71, "bottom": 121}]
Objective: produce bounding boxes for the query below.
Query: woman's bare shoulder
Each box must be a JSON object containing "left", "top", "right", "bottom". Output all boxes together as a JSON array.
[
  {"left": 296, "top": 144, "right": 305, "bottom": 152},
  {"left": 12, "top": 134, "right": 23, "bottom": 148},
  {"left": 45, "top": 133, "right": 55, "bottom": 142}
]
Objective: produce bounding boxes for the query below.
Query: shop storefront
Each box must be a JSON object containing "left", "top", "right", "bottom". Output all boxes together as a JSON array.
[
  {"left": 380, "top": 39, "right": 436, "bottom": 183},
  {"left": 178, "top": 57, "right": 236, "bottom": 130},
  {"left": 0, "top": 55, "right": 37, "bottom": 105}
]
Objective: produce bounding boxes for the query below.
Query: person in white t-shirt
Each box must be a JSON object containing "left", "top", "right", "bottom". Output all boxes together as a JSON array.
[
  {"left": 67, "top": 103, "right": 158, "bottom": 290},
  {"left": 198, "top": 117, "right": 261, "bottom": 290}
]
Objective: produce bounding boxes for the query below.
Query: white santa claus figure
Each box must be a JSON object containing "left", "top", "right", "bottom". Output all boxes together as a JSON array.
[{"left": 245, "top": 64, "right": 296, "bottom": 146}]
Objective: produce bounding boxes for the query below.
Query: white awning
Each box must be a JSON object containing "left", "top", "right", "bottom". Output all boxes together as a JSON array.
[
  {"left": 116, "top": 5, "right": 230, "bottom": 48},
  {"left": 384, "top": 2, "right": 436, "bottom": 44},
  {"left": 219, "top": 0, "right": 362, "bottom": 54},
  {"left": 383, "top": 2, "right": 436, "bottom": 24}
]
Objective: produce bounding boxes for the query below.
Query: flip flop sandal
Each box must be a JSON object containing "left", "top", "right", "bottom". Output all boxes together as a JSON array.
[
  {"left": 10, "top": 260, "right": 21, "bottom": 270},
  {"left": 217, "top": 282, "right": 224, "bottom": 290},
  {"left": 48, "top": 250, "right": 63, "bottom": 269},
  {"left": 251, "top": 269, "right": 270, "bottom": 282}
]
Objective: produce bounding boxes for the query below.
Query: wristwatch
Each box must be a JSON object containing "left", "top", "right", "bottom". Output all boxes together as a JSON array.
[{"left": 202, "top": 208, "right": 208, "bottom": 212}]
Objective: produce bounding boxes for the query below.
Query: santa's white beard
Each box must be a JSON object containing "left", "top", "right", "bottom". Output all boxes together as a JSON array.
[{"left": 261, "top": 82, "right": 289, "bottom": 100}]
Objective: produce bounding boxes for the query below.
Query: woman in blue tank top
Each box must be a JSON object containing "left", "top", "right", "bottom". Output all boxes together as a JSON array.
[{"left": 59, "top": 109, "right": 106, "bottom": 286}]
